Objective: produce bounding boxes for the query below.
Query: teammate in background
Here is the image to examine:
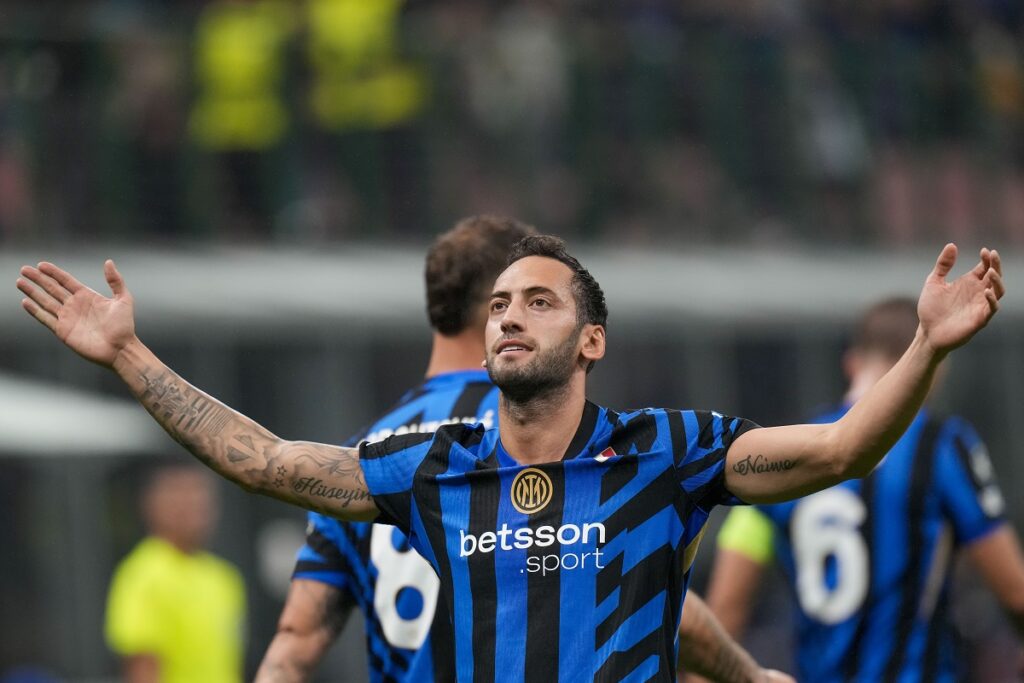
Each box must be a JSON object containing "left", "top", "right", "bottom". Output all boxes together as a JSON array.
[
  {"left": 255, "top": 216, "right": 789, "bottom": 683},
  {"left": 18, "top": 236, "right": 1003, "bottom": 680},
  {"left": 105, "top": 461, "right": 246, "bottom": 683},
  {"left": 702, "top": 297, "right": 1024, "bottom": 682},
  {"left": 256, "top": 215, "right": 524, "bottom": 681}
]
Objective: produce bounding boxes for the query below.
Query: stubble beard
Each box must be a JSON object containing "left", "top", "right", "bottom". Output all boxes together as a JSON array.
[{"left": 487, "top": 326, "right": 581, "bottom": 407}]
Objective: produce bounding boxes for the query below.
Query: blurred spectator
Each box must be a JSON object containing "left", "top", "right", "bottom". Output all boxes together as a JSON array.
[
  {"left": 189, "top": 0, "right": 296, "bottom": 239},
  {"left": 105, "top": 461, "right": 246, "bottom": 683},
  {"left": 302, "top": 0, "right": 427, "bottom": 236}
]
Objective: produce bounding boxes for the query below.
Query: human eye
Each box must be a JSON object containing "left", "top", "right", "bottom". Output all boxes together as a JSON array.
[{"left": 490, "top": 300, "right": 507, "bottom": 313}]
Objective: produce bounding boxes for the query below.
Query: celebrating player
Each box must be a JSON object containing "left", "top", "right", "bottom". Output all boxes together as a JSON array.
[
  {"left": 17, "top": 235, "right": 1003, "bottom": 681},
  {"left": 254, "top": 218, "right": 788, "bottom": 683},
  {"left": 700, "top": 296, "right": 1024, "bottom": 682}
]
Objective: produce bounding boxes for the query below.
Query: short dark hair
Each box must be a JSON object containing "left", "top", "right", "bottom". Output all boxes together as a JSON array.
[
  {"left": 426, "top": 215, "right": 536, "bottom": 335},
  {"left": 850, "top": 297, "right": 919, "bottom": 360},
  {"left": 505, "top": 234, "right": 608, "bottom": 330}
]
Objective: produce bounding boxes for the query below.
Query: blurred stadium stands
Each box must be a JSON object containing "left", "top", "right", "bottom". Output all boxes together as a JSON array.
[
  {"left": 0, "top": 0, "right": 1021, "bottom": 246},
  {"left": 1, "top": 1, "right": 1023, "bottom": 681}
]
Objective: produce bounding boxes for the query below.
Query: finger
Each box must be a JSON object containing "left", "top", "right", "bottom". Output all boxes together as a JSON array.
[
  {"left": 38, "top": 261, "right": 85, "bottom": 294},
  {"left": 930, "top": 243, "right": 958, "bottom": 282},
  {"left": 985, "top": 288, "right": 999, "bottom": 316},
  {"left": 16, "top": 277, "right": 62, "bottom": 318},
  {"left": 21, "top": 265, "right": 73, "bottom": 305},
  {"left": 971, "top": 248, "right": 990, "bottom": 279},
  {"left": 104, "top": 259, "right": 127, "bottom": 298},
  {"left": 984, "top": 268, "right": 1005, "bottom": 300},
  {"left": 991, "top": 248, "right": 1002, "bottom": 277},
  {"left": 22, "top": 297, "right": 57, "bottom": 332}
]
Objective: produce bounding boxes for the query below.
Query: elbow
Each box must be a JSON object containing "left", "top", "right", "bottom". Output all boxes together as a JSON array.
[{"left": 819, "top": 430, "right": 857, "bottom": 483}]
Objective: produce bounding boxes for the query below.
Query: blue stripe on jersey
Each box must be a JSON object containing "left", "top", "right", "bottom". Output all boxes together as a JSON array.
[
  {"left": 360, "top": 403, "right": 758, "bottom": 682},
  {"left": 756, "top": 406, "right": 1005, "bottom": 683},
  {"left": 291, "top": 369, "right": 497, "bottom": 683}
]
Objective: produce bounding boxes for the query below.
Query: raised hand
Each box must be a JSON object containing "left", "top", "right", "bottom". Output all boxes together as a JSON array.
[
  {"left": 17, "top": 260, "right": 137, "bottom": 368},
  {"left": 918, "top": 244, "right": 1004, "bottom": 355}
]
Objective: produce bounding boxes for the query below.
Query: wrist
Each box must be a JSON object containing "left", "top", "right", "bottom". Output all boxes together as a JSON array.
[
  {"left": 910, "top": 326, "right": 948, "bottom": 368},
  {"left": 111, "top": 336, "right": 146, "bottom": 376}
]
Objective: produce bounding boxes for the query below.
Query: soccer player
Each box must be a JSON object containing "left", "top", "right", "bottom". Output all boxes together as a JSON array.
[
  {"left": 105, "top": 460, "right": 246, "bottom": 683},
  {"left": 700, "top": 297, "right": 1024, "bottom": 683},
  {"left": 17, "top": 236, "right": 1003, "bottom": 681},
  {"left": 256, "top": 217, "right": 789, "bottom": 683}
]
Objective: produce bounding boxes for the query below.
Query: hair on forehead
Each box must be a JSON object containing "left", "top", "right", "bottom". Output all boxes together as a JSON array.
[{"left": 505, "top": 235, "right": 608, "bottom": 329}]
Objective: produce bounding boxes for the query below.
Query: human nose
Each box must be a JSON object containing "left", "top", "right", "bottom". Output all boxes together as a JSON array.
[{"left": 499, "top": 299, "right": 525, "bottom": 334}]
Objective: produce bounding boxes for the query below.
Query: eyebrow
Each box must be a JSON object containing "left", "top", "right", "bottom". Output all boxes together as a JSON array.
[{"left": 490, "top": 285, "right": 562, "bottom": 301}]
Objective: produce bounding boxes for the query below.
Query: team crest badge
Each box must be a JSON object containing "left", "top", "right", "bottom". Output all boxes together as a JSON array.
[{"left": 511, "top": 467, "right": 553, "bottom": 514}]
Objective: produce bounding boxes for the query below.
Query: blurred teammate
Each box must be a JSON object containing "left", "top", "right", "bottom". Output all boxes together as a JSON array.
[
  {"left": 256, "top": 217, "right": 787, "bottom": 682},
  {"left": 105, "top": 461, "right": 246, "bottom": 683},
  {"left": 18, "top": 236, "right": 1003, "bottom": 680},
  {"left": 703, "top": 297, "right": 1024, "bottom": 682}
]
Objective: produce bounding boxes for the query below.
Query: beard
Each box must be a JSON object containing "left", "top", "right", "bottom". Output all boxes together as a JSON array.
[{"left": 487, "top": 327, "right": 581, "bottom": 404}]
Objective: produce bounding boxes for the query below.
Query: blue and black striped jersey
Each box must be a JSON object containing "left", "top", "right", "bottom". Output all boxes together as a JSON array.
[
  {"left": 360, "top": 401, "right": 758, "bottom": 682},
  {"left": 292, "top": 369, "right": 498, "bottom": 683},
  {"left": 756, "top": 406, "right": 1006, "bottom": 683}
]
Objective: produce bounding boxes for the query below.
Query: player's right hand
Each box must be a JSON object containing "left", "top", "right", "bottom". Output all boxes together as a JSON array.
[{"left": 17, "top": 259, "right": 137, "bottom": 369}]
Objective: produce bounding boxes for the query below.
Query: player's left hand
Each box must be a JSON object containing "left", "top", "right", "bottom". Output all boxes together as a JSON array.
[{"left": 917, "top": 244, "right": 1004, "bottom": 355}]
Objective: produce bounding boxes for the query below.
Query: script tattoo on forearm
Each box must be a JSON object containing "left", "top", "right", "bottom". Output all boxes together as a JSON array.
[
  {"left": 290, "top": 446, "right": 371, "bottom": 507},
  {"left": 731, "top": 454, "right": 796, "bottom": 476},
  {"left": 133, "top": 365, "right": 370, "bottom": 515}
]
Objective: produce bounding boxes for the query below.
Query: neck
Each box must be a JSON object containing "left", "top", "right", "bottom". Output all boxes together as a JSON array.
[
  {"left": 498, "top": 375, "right": 588, "bottom": 466},
  {"left": 844, "top": 362, "right": 893, "bottom": 404},
  {"left": 425, "top": 330, "right": 486, "bottom": 378},
  {"left": 156, "top": 533, "right": 201, "bottom": 555}
]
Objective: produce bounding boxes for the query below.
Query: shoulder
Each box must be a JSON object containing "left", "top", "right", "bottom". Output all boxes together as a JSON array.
[{"left": 362, "top": 421, "right": 489, "bottom": 462}]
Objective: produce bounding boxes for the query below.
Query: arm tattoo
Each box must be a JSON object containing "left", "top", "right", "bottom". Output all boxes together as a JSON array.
[
  {"left": 731, "top": 453, "right": 796, "bottom": 476},
  {"left": 680, "top": 598, "right": 759, "bottom": 683},
  {"left": 130, "top": 365, "right": 371, "bottom": 517}
]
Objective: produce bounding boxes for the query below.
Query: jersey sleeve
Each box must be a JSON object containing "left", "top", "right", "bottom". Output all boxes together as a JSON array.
[
  {"left": 291, "top": 512, "right": 358, "bottom": 602},
  {"left": 716, "top": 506, "right": 776, "bottom": 564},
  {"left": 675, "top": 410, "right": 760, "bottom": 511},
  {"left": 105, "top": 557, "right": 166, "bottom": 655},
  {"left": 359, "top": 431, "right": 437, "bottom": 532},
  {"left": 934, "top": 417, "right": 1006, "bottom": 545}
]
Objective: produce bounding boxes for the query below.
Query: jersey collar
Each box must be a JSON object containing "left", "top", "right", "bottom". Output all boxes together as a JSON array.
[{"left": 495, "top": 401, "right": 609, "bottom": 467}]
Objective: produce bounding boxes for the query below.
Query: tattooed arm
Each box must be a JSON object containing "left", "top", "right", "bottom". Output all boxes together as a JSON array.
[
  {"left": 724, "top": 245, "right": 1004, "bottom": 504},
  {"left": 255, "top": 580, "right": 353, "bottom": 683},
  {"left": 677, "top": 592, "right": 794, "bottom": 683},
  {"left": 17, "top": 260, "right": 377, "bottom": 521}
]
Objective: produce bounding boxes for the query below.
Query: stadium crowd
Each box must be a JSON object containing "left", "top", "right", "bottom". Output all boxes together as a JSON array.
[{"left": 0, "top": 0, "right": 1022, "bottom": 246}]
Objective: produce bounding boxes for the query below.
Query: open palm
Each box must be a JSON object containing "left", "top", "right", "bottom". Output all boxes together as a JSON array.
[
  {"left": 17, "top": 260, "right": 136, "bottom": 368},
  {"left": 917, "top": 245, "right": 1004, "bottom": 354}
]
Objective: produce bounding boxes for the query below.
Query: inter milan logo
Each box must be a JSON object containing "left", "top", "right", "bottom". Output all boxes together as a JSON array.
[{"left": 511, "top": 467, "right": 553, "bottom": 514}]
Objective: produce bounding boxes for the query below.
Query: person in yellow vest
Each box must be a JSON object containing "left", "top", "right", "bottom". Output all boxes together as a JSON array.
[{"left": 105, "top": 461, "right": 246, "bottom": 683}]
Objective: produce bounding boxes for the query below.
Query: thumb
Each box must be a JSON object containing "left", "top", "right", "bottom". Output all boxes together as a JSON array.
[
  {"left": 929, "top": 243, "right": 957, "bottom": 282},
  {"left": 104, "top": 259, "right": 127, "bottom": 298}
]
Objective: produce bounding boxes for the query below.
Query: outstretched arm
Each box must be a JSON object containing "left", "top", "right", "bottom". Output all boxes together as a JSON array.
[
  {"left": 726, "top": 245, "right": 1005, "bottom": 503},
  {"left": 17, "top": 260, "right": 377, "bottom": 521},
  {"left": 678, "top": 592, "right": 794, "bottom": 683},
  {"left": 256, "top": 580, "right": 352, "bottom": 683}
]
